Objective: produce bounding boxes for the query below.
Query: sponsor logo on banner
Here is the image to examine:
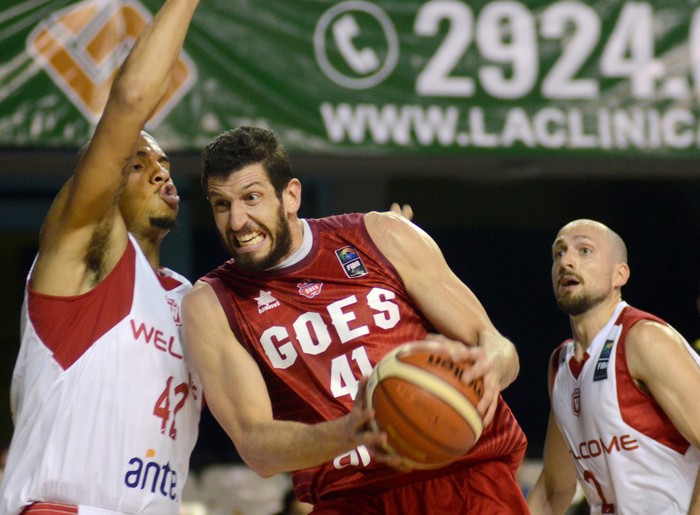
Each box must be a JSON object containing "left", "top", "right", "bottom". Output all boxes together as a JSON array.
[
  {"left": 26, "top": 0, "right": 196, "bottom": 124},
  {"left": 314, "top": 1, "right": 399, "bottom": 90}
]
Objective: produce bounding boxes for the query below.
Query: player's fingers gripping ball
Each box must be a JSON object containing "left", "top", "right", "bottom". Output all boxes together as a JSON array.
[{"left": 365, "top": 340, "right": 484, "bottom": 470}]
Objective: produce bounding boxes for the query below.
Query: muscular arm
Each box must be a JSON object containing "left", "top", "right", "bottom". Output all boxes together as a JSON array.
[
  {"left": 181, "top": 281, "right": 390, "bottom": 477},
  {"left": 527, "top": 411, "right": 578, "bottom": 514},
  {"left": 626, "top": 320, "right": 700, "bottom": 510},
  {"left": 364, "top": 211, "right": 519, "bottom": 422},
  {"left": 31, "top": 0, "right": 199, "bottom": 296},
  {"left": 528, "top": 348, "right": 578, "bottom": 514}
]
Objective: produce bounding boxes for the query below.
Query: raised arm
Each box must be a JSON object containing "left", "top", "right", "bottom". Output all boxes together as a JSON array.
[
  {"left": 364, "top": 210, "right": 519, "bottom": 422},
  {"left": 181, "top": 280, "right": 392, "bottom": 477},
  {"left": 31, "top": 0, "right": 199, "bottom": 295}
]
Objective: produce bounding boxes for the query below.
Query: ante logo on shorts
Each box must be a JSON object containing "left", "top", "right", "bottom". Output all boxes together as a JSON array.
[{"left": 26, "top": 0, "right": 196, "bottom": 125}]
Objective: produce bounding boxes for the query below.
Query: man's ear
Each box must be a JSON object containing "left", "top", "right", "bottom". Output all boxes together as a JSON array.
[
  {"left": 613, "top": 262, "right": 630, "bottom": 289},
  {"left": 283, "top": 178, "right": 302, "bottom": 215}
]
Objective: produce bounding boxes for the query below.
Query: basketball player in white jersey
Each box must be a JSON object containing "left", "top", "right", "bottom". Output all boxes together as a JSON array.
[
  {"left": 527, "top": 219, "right": 700, "bottom": 515},
  {"left": 0, "top": 1, "right": 202, "bottom": 513}
]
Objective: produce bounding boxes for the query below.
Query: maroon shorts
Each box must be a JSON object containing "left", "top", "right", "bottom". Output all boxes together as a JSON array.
[{"left": 311, "top": 459, "right": 530, "bottom": 514}]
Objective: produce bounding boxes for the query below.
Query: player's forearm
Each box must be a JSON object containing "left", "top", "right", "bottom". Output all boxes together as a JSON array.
[
  {"left": 527, "top": 479, "right": 575, "bottom": 515},
  {"left": 234, "top": 416, "right": 361, "bottom": 478},
  {"left": 110, "top": 0, "right": 199, "bottom": 114}
]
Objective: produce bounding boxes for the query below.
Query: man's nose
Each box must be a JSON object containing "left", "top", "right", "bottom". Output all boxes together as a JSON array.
[
  {"left": 151, "top": 163, "right": 171, "bottom": 184},
  {"left": 228, "top": 203, "right": 248, "bottom": 231}
]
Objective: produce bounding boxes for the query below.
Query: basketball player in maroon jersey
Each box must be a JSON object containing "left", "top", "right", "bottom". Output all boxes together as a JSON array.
[{"left": 182, "top": 126, "right": 529, "bottom": 513}]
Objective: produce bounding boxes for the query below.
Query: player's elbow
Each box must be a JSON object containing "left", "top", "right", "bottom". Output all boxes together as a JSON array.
[{"left": 236, "top": 447, "right": 284, "bottom": 478}]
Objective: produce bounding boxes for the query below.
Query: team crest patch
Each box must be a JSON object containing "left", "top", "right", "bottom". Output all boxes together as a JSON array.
[
  {"left": 335, "top": 245, "right": 368, "bottom": 278},
  {"left": 165, "top": 296, "right": 182, "bottom": 326},
  {"left": 298, "top": 281, "right": 323, "bottom": 298},
  {"left": 255, "top": 290, "right": 280, "bottom": 314},
  {"left": 571, "top": 387, "right": 581, "bottom": 417}
]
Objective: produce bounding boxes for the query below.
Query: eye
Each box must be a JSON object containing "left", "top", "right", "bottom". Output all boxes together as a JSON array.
[
  {"left": 581, "top": 246, "right": 592, "bottom": 255},
  {"left": 245, "top": 192, "right": 262, "bottom": 203},
  {"left": 212, "top": 199, "right": 230, "bottom": 213}
]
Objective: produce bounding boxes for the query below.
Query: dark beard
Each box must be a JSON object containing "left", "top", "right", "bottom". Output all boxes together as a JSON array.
[
  {"left": 556, "top": 290, "right": 608, "bottom": 316},
  {"left": 231, "top": 205, "right": 293, "bottom": 273},
  {"left": 151, "top": 216, "right": 178, "bottom": 231}
]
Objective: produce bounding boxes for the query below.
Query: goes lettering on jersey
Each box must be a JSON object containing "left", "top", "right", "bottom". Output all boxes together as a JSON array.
[{"left": 259, "top": 287, "right": 400, "bottom": 369}]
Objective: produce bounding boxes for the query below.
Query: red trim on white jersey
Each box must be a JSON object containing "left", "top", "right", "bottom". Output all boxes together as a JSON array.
[{"left": 27, "top": 241, "right": 136, "bottom": 370}]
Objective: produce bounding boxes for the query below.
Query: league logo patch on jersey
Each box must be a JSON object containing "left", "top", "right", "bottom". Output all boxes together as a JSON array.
[
  {"left": 255, "top": 290, "right": 280, "bottom": 314},
  {"left": 335, "top": 245, "right": 368, "bottom": 278},
  {"left": 593, "top": 324, "right": 621, "bottom": 381},
  {"left": 297, "top": 280, "right": 323, "bottom": 298}
]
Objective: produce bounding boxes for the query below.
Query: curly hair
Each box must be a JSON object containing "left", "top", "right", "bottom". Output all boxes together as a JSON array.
[{"left": 201, "top": 126, "right": 294, "bottom": 198}]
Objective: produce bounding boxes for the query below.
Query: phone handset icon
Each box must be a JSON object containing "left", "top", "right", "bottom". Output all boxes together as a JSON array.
[{"left": 332, "top": 14, "right": 379, "bottom": 74}]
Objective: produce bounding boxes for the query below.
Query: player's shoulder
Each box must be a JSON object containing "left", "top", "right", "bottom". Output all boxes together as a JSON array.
[
  {"left": 364, "top": 210, "right": 421, "bottom": 244},
  {"left": 184, "top": 279, "right": 218, "bottom": 307}
]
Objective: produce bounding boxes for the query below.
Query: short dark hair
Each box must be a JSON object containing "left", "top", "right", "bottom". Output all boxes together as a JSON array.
[{"left": 201, "top": 126, "right": 293, "bottom": 197}]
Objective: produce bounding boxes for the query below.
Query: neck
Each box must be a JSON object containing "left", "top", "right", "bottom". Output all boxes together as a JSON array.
[
  {"left": 569, "top": 296, "right": 622, "bottom": 354},
  {"left": 132, "top": 233, "right": 162, "bottom": 272},
  {"left": 288, "top": 216, "right": 304, "bottom": 255}
]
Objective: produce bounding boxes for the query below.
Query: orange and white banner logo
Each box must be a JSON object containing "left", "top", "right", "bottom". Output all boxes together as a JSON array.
[{"left": 26, "top": 0, "right": 196, "bottom": 126}]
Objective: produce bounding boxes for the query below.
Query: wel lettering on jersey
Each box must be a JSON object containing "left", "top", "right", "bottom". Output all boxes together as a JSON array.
[
  {"left": 124, "top": 453, "right": 178, "bottom": 501},
  {"left": 130, "top": 319, "right": 183, "bottom": 359},
  {"left": 259, "top": 287, "right": 400, "bottom": 368},
  {"left": 570, "top": 434, "right": 639, "bottom": 461}
]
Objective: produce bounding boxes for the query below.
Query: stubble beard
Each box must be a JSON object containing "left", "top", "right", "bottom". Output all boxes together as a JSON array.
[
  {"left": 556, "top": 288, "right": 610, "bottom": 316},
  {"left": 228, "top": 205, "right": 293, "bottom": 273},
  {"left": 150, "top": 216, "right": 178, "bottom": 231}
]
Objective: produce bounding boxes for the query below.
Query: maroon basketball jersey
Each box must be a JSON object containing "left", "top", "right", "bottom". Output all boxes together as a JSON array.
[{"left": 203, "top": 213, "right": 526, "bottom": 504}]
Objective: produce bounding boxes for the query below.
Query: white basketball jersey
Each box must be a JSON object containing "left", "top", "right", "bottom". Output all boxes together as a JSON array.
[
  {"left": 0, "top": 235, "right": 202, "bottom": 515},
  {"left": 551, "top": 302, "right": 700, "bottom": 514}
]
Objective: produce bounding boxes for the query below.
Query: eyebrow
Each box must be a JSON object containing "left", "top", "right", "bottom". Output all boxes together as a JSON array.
[
  {"left": 135, "top": 150, "right": 170, "bottom": 164},
  {"left": 554, "top": 234, "right": 597, "bottom": 247}
]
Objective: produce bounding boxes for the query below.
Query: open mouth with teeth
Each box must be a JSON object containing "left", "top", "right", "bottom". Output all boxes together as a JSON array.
[{"left": 235, "top": 231, "right": 266, "bottom": 248}]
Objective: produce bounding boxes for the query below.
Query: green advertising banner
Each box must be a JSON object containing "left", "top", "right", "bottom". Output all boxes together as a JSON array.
[{"left": 2, "top": 0, "right": 700, "bottom": 157}]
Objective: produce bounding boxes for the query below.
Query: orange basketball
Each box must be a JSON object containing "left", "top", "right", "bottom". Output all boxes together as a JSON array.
[{"left": 365, "top": 340, "right": 484, "bottom": 470}]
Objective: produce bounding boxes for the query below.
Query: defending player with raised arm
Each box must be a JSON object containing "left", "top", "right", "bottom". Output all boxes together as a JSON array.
[
  {"left": 182, "top": 126, "right": 528, "bottom": 513},
  {"left": 527, "top": 219, "right": 700, "bottom": 515},
  {"left": 0, "top": 1, "right": 202, "bottom": 513}
]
